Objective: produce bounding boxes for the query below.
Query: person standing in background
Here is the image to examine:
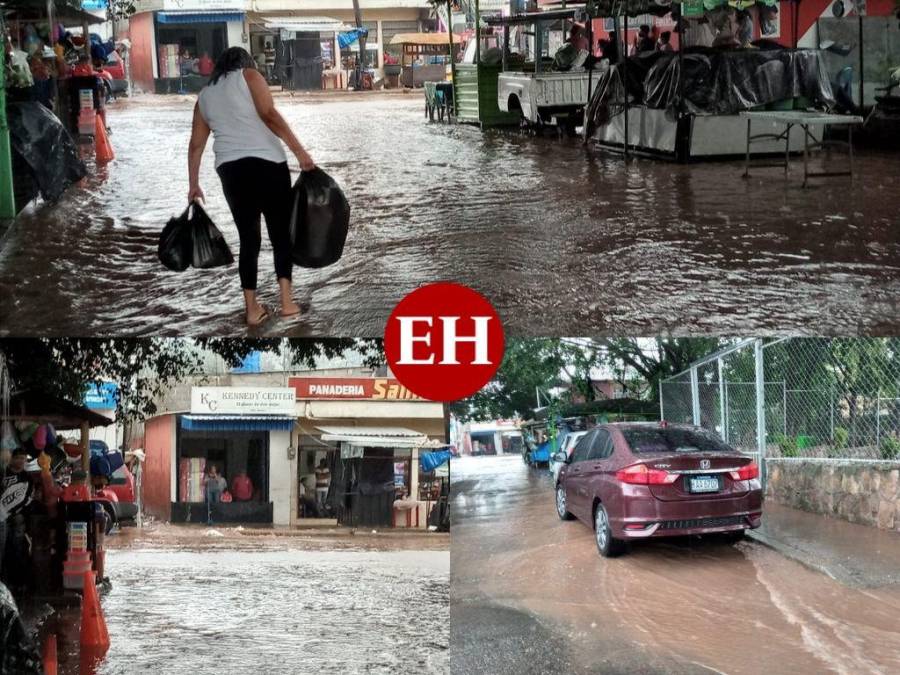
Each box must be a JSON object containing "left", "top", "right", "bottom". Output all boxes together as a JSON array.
[
  {"left": 203, "top": 464, "right": 226, "bottom": 525},
  {"left": 315, "top": 459, "right": 330, "bottom": 510}
]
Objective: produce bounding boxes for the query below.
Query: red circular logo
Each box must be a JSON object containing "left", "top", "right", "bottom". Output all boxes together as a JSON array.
[{"left": 384, "top": 283, "right": 505, "bottom": 402}]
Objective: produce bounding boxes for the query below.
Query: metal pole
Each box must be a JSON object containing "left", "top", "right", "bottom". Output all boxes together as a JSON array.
[
  {"left": 677, "top": 13, "right": 685, "bottom": 161},
  {"left": 474, "top": 0, "right": 481, "bottom": 66},
  {"left": 690, "top": 366, "right": 701, "bottom": 427},
  {"left": 782, "top": 381, "right": 787, "bottom": 437},
  {"left": 830, "top": 388, "right": 834, "bottom": 440},
  {"left": 857, "top": 14, "right": 864, "bottom": 110},
  {"left": 755, "top": 340, "right": 766, "bottom": 487},
  {"left": 718, "top": 358, "right": 726, "bottom": 441},
  {"left": 876, "top": 392, "right": 881, "bottom": 449},
  {"left": 659, "top": 380, "right": 665, "bottom": 421},
  {"left": 622, "top": 11, "right": 629, "bottom": 158},
  {"left": 586, "top": 7, "right": 594, "bottom": 107},
  {"left": 447, "top": 0, "right": 457, "bottom": 116},
  {"left": 0, "top": 12, "right": 15, "bottom": 220}
]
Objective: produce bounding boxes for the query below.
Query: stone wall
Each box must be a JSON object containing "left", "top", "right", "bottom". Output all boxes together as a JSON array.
[{"left": 765, "top": 459, "right": 900, "bottom": 531}]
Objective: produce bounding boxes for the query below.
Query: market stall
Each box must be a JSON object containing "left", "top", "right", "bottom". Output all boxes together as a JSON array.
[
  {"left": 582, "top": 0, "right": 848, "bottom": 161},
  {"left": 389, "top": 32, "right": 462, "bottom": 88}
]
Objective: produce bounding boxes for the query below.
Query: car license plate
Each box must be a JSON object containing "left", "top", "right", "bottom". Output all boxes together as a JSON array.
[{"left": 689, "top": 476, "right": 720, "bottom": 493}]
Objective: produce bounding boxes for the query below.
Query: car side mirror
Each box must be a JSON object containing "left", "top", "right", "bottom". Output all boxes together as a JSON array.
[{"left": 552, "top": 452, "right": 567, "bottom": 464}]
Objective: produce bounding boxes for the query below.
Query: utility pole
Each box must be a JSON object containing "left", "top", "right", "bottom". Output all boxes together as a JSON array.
[{"left": 352, "top": 0, "right": 367, "bottom": 87}]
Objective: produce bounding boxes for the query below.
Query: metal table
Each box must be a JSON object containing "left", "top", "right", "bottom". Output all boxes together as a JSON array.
[{"left": 740, "top": 111, "right": 864, "bottom": 187}]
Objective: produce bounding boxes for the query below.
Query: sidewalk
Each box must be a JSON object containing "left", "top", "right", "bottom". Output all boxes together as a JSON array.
[{"left": 748, "top": 501, "right": 900, "bottom": 588}]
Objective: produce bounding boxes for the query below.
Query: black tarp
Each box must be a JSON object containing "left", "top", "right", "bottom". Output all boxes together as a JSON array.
[
  {"left": 586, "top": 48, "right": 836, "bottom": 135},
  {"left": 6, "top": 102, "right": 87, "bottom": 204}
]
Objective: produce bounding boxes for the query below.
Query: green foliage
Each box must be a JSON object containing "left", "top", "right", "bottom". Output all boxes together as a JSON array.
[
  {"left": 451, "top": 337, "right": 725, "bottom": 422},
  {"left": 774, "top": 433, "right": 799, "bottom": 458},
  {"left": 832, "top": 426, "right": 849, "bottom": 450},
  {"left": 0, "top": 338, "right": 372, "bottom": 423},
  {"left": 881, "top": 436, "right": 900, "bottom": 461},
  {"left": 106, "top": 0, "right": 137, "bottom": 21}
]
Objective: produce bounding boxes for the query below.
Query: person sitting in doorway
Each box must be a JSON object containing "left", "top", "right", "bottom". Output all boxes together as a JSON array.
[
  {"left": 203, "top": 464, "right": 227, "bottom": 525},
  {"left": 315, "top": 459, "right": 330, "bottom": 510},
  {"left": 231, "top": 470, "right": 253, "bottom": 501},
  {"left": 198, "top": 52, "right": 214, "bottom": 77},
  {"left": 298, "top": 477, "right": 319, "bottom": 518}
]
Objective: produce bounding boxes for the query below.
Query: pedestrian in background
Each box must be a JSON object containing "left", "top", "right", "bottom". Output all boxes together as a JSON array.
[
  {"left": 187, "top": 47, "right": 316, "bottom": 328},
  {"left": 204, "top": 464, "right": 227, "bottom": 525},
  {"left": 315, "top": 459, "right": 330, "bottom": 510}
]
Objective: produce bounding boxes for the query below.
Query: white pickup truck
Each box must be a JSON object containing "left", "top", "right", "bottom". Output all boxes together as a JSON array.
[{"left": 498, "top": 69, "right": 604, "bottom": 131}]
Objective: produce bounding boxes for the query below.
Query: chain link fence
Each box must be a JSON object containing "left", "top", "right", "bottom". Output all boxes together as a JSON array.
[{"left": 660, "top": 339, "right": 900, "bottom": 474}]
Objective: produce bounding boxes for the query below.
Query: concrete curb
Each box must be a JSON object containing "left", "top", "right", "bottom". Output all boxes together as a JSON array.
[{"left": 746, "top": 529, "right": 844, "bottom": 584}]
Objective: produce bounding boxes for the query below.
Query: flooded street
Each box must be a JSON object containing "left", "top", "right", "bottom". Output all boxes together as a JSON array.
[
  {"left": 1, "top": 92, "right": 898, "bottom": 336},
  {"left": 450, "top": 454, "right": 900, "bottom": 674},
  {"left": 54, "top": 527, "right": 449, "bottom": 675}
]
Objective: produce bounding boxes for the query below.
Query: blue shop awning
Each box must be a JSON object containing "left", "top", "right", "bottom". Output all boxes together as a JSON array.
[
  {"left": 181, "top": 415, "right": 294, "bottom": 432},
  {"left": 157, "top": 12, "right": 244, "bottom": 25}
]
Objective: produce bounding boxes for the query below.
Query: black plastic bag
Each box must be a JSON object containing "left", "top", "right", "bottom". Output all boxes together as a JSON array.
[
  {"left": 191, "top": 202, "right": 234, "bottom": 269},
  {"left": 6, "top": 101, "right": 86, "bottom": 203},
  {"left": 158, "top": 205, "right": 195, "bottom": 271},
  {"left": 289, "top": 168, "right": 350, "bottom": 269}
]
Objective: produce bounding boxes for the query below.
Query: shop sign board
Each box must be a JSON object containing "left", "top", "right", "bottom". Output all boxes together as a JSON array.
[
  {"left": 190, "top": 387, "right": 296, "bottom": 415},
  {"left": 290, "top": 377, "right": 424, "bottom": 401},
  {"left": 682, "top": 0, "right": 705, "bottom": 17},
  {"left": 340, "top": 442, "right": 364, "bottom": 459},
  {"left": 162, "top": 0, "right": 247, "bottom": 12},
  {"left": 84, "top": 382, "right": 118, "bottom": 410}
]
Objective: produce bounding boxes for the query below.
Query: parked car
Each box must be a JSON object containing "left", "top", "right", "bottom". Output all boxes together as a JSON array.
[
  {"left": 554, "top": 422, "right": 762, "bottom": 557},
  {"left": 550, "top": 430, "right": 588, "bottom": 482},
  {"left": 101, "top": 50, "right": 127, "bottom": 95}
]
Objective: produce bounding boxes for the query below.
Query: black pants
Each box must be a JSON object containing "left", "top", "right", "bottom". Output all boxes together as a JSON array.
[{"left": 217, "top": 157, "right": 293, "bottom": 291}]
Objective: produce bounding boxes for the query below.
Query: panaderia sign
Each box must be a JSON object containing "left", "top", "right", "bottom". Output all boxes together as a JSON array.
[
  {"left": 290, "top": 377, "right": 424, "bottom": 401},
  {"left": 190, "top": 387, "right": 296, "bottom": 415}
]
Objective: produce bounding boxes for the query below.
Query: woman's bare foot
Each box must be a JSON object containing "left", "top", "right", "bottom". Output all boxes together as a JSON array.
[
  {"left": 246, "top": 305, "right": 270, "bottom": 327},
  {"left": 281, "top": 300, "right": 302, "bottom": 317}
]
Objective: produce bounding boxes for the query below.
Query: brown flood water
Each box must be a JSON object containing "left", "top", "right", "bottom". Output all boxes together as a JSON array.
[
  {"left": 0, "top": 95, "right": 897, "bottom": 337},
  {"left": 451, "top": 455, "right": 900, "bottom": 674}
]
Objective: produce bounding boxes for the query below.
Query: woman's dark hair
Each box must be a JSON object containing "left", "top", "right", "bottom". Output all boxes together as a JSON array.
[{"left": 209, "top": 47, "right": 257, "bottom": 85}]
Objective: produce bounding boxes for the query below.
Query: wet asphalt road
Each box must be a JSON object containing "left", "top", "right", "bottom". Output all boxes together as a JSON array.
[
  {"left": 450, "top": 454, "right": 900, "bottom": 675},
  {"left": 1, "top": 93, "right": 898, "bottom": 337}
]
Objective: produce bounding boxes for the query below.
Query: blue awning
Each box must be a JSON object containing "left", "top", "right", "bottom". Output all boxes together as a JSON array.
[
  {"left": 157, "top": 12, "right": 244, "bottom": 25},
  {"left": 181, "top": 415, "right": 294, "bottom": 432}
]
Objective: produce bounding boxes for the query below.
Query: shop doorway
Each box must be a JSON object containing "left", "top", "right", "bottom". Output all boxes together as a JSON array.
[
  {"left": 277, "top": 34, "right": 323, "bottom": 91},
  {"left": 173, "top": 424, "right": 272, "bottom": 523},
  {"left": 334, "top": 448, "right": 396, "bottom": 528}
]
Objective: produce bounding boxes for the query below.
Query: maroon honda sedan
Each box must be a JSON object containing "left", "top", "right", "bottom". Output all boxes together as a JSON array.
[{"left": 554, "top": 422, "right": 762, "bottom": 557}]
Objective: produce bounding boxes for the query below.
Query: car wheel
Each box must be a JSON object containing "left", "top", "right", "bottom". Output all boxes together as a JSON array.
[
  {"left": 101, "top": 503, "right": 116, "bottom": 535},
  {"left": 556, "top": 484, "right": 574, "bottom": 520},
  {"left": 594, "top": 503, "right": 626, "bottom": 557}
]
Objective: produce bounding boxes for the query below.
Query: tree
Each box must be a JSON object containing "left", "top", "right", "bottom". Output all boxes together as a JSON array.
[
  {"left": 452, "top": 338, "right": 725, "bottom": 422},
  {"left": 0, "top": 338, "right": 378, "bottom": 424}
]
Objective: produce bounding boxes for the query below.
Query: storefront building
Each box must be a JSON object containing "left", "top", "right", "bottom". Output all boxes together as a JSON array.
[
  {"left": 291, "top": 376, "right": 447, "bottom": 528},
  {"left": 142, "top": 385, "right": 296, "bottom": 524},
  {"left": 128, "top": 0, "right": 248, "bottom": 92},
  {"left": 141, "top": 376, "right": 447, "bottom": 528}
]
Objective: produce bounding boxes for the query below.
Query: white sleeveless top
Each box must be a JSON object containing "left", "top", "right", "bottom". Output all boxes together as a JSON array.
[{"left": 198, "top": 69, "right": 287, "bottom": 168}]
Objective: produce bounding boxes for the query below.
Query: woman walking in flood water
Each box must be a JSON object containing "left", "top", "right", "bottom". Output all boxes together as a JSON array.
[{"left": 188, "top": 47, "right": 315, "bottom": 327}]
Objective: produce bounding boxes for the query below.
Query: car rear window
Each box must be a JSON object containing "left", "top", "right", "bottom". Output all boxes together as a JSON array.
[{"left": 622, "top": 428, "right": 734, "bottom": 454}]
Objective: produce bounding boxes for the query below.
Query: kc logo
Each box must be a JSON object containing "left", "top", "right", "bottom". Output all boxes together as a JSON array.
[{"left": 384, "top": 283, "right": 505, "bottom": 401}]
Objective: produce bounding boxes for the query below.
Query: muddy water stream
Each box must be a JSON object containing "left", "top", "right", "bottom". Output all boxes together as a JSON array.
[
  {"left": 1, "top": 95, "right": 897, "bottom": 336},
  {"left": 451, "top": 455, "right": 900, "bottom": 674},
  {"left": 56, "top": 546, "right": 449, "bottom": 675}
]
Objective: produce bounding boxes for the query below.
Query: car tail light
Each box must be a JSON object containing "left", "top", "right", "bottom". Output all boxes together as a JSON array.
[
  {"left": 615, "top": 463, "right": 677, "bottom": 485},
  {"left": 729, "top": 462, "right": 759, "bottom": 481}
]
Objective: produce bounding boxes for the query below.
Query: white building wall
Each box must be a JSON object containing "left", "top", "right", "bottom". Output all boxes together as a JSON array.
[
  {"left": 226, "top": 18, "right": 248, "bottom": 50},
  {"left": 269, "top": 429, "right": 294, "bottom": 526}
]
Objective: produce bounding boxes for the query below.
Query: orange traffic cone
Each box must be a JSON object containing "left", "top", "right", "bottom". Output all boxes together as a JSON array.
[
  {"left": 42, "top": 634, "right": 58, "bottom": 675},
  {"left": 79, "top": 571, "right": 110, "bottom": 654},
  {"left": 94, "top": 114, "right": 115, "bottom": 163}
]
